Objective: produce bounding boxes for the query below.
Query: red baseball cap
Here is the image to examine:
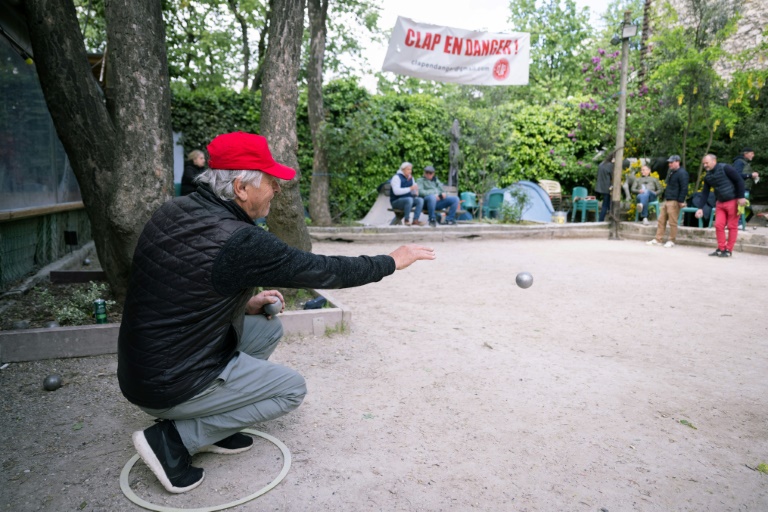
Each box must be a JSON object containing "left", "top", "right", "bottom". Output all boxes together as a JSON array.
[{"left": 206, "top": 131, "right": 296, "bottom": 180}]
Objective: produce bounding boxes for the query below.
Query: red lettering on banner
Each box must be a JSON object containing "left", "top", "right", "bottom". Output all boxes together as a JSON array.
[
  {"left": 405, "top": 30, "right": 444, "bottom": 52},
  {"left": 462, "top": 38, "right": 517, "bottom": 56},
  {"left": 445, "top": 36, "right": 463, "bottom": 54},
  {"left": 422, "top": 32, "right": 432, "bottom": 49},
  {"left": 405, "top": 29, "right": 416, "bottom": 47},
  {"left": 432, "top": 33, "right": 441, "bottom": 50},
  {"left": 515, "top": 39, "right": 519, "bottom": 55}
]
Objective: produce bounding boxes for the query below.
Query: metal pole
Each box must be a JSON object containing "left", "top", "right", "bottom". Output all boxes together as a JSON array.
[{"left": 609, "top": 10, "right": 632, "bottom": 240}]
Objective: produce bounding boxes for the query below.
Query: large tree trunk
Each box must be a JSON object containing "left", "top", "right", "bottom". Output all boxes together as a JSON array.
[
  {"left": 307, "top": 0, "right": 332, "bottom": 227},
  {"left": 259, "top": 0, "right": 311, "bottom": 251},
  {"left": 24, "top": 0, "right": 173, "bottom": 301}
]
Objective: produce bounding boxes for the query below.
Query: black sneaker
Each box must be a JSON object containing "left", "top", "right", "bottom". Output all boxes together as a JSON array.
[
  {"left": 199, "top": 432, "right": 254, "bottom": 455},
  {"left": 132, "top": 420, "right": 204, "bottom": 493},
  {"left": 709, "top": 249, "right": 724, "bottom": 257},
  {"left": 446, "top": 219, "right": 457, "bottom": 225},
  {"left": 428, "top": 218, "right": 437, "bottom": 228},
  {"left": 720, "top": 250, "right": 732, "bottom": 257}
]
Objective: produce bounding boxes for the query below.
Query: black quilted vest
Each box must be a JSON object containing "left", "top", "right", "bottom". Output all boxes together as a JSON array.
[
  {"left": 117, "top": 186, "right": 254, "bottom": 409},
  {"left": 704, "top": 163, "right": 736, "bottom": 202}
]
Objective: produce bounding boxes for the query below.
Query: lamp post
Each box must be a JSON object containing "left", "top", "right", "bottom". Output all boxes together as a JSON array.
[{"left": 609, "top": 11, "right": 637, "bottom": 240}]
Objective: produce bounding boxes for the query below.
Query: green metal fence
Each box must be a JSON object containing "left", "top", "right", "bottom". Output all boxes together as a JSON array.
[{"left": 0, "top": 206, "right": 92, "bottom": 291}]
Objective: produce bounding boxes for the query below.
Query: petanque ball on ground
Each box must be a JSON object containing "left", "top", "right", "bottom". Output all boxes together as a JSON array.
[
  {"left": 43, "top": 374, "right": 63, "bottom": 391},
  {"left": 515, "top": 272, "right": 534, "bottom": 289},
  {"left": 83, "top": 258, "right": 92, "bottom": 266},
  {"left": 264, "top": 298, "right": 282, "bottom": 316}
]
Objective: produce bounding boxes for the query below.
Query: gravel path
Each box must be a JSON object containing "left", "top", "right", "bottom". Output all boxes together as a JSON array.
[{"left": 1, "top": 238, "right": 767, "bottom": 511}]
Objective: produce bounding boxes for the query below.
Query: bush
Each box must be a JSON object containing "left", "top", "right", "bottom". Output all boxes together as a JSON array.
[{"left": 38, "top": 282, "right": 116, "bottom": 326}]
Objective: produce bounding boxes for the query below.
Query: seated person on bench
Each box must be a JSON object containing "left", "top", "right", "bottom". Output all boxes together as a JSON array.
[
  {"left": 416, "top": 165, "right": 460, "bottom": 227},
  {"left": 390, "top": 162, "right": 425, "bottom": 226},
  {"left": 632, "top": 164, "right": 662, "bottom": 225}
]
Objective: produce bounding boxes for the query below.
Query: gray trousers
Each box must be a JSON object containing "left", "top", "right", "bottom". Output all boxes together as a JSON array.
[{"left": 140, "top": 315, "right": 307, "bottom": 454}]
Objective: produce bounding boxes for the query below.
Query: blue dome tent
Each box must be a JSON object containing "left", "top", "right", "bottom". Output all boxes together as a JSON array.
[{"left": 501, "top": 181, "right": 555, "bottom": 223}]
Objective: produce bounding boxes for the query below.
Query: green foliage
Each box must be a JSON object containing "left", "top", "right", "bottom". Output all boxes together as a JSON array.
[
  {"left": 507, "top": 0, "right": 594, "bottom": 100},
  {"left": 38, "top": 282, "right": 115, "bottom": 326},
  {"left": 170, "top": 86, "right": 261, "bottom": 152},
  {"left": 497, "top": 188, "right": 531, "bottom": 223},
  {"left": 457, "top": 101, "right": 599, "bottom": 195},
  {"left": 74, "top": 0, "right": 106, "bottom": 52}
]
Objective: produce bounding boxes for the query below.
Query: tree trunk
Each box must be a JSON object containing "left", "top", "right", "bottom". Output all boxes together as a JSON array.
[
  {"left": 609, "top": 11, "right": 633, "bottom": 240},
  {"left": 259, "top": 0, "right": 311, "bottom": 251},
  {"left": 307, "top": 0, "right": 332, "bottom": 227},
  {"left": 251, "top": 0, "right": 272, "bottom": 92},
  {"left": 683, "top": 101, "right": 693, "bottom": 176},
  {"left": 639, "top": 0, "right": 652, "bottom": 86},
  {"left": 24, "top": 0, "right": 173, "bottom": 301},
  {"left": 696, "top": 127, "right": 715, "bottom": 191},
  {"left": 449, "top": 119, "right": 461, "bottom": 188}
]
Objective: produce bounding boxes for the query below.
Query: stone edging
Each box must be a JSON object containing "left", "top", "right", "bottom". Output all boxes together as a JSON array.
[{"left": 0, "top": 290, "right": 350, "bottom": 363}]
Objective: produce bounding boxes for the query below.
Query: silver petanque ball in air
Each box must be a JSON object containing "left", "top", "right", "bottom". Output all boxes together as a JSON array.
[
  {"left": 263, "top": 298, "right": 282, "bottom": 316},
  {"left": 515, "top": 272, "right": 534, "bottom": 289},
  {"left": 43, "top": 374, "right": 63, "bottom": 391}
]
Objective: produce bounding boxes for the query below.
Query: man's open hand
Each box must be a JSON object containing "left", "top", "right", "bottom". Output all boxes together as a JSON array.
[{"left": 389, "top": 244, "right": 436, "bottom": 270}]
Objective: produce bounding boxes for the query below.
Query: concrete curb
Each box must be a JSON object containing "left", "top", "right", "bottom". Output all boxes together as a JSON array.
[
  {"left": 0, "top": 290, "right": 350, "bottom": 363},
  {"left": 311, "top": 221, "right": 768, "bottom": 255}
]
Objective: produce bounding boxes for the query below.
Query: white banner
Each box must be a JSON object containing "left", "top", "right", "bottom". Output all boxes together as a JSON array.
[{"left": 382, "top": 17, "right": 530, "bottom": 86}]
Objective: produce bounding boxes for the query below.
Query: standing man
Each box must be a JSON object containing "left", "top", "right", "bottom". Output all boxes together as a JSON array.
[
  {"left": 647, "top": 155, "right": 689, "bottom": 247},
  {"left": 119, "top": 132, "right": 436, "bottom": 493},
  {"left": 732, "top": 147, "right": 758, "bottom": 191},
  {"left": 695, "top": 153, "right": 746, "bottom": 257},
  {"left": 733, "top": 148, "right": 759, "bottom": 222},
  {"left": 595, "top": 150, "right": 615, "bottom": 222},
  {"left": 632, "top": 164, "right": 663, "bottom": 225},
  {"left": 417, "top": 165, "right": 460, "bottom": 227}
]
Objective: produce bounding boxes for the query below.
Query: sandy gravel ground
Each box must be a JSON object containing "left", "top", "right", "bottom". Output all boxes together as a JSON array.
[{"left": 1, "top": 238, "right": 767, "bottom": 511}]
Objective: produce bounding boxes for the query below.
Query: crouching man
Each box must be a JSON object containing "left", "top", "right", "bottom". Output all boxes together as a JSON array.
[{"left": 118, "top": 132, "right": 435, "bottom": 493}]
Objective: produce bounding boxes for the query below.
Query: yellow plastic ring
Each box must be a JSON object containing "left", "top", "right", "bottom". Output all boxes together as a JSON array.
[{"left": 119, "top": 429, "right": 291, "bottom": 512}]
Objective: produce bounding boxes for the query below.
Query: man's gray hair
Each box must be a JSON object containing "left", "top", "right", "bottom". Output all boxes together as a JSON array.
[
  {"left": 399, "top": 162, "right": 413, "bottom": 172},
  {"left": 195, "top": 169, "right": 264, "bottom": 201}
]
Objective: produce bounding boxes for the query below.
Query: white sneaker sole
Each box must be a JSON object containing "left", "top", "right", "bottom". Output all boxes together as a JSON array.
[
  {"left": 132, "top": 430, "right": 205, "bottom": 494},
  {"left": 198, "top": 442, "right": 253, "bottom": 455}
]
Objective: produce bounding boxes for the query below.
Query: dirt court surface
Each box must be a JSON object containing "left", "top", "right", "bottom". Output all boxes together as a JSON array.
[{"left": 1, "top": 238, "right": 767, "bottom": 511}]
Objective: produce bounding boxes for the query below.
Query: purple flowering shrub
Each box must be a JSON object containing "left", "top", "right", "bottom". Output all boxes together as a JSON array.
[{"left": 574, "top": 48, "right": 648, "bottom": 152}]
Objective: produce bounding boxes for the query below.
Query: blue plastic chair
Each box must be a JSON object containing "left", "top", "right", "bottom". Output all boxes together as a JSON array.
[
  {"left": 483, "top": 191, "right": 504, "bottom": 219},
  {"left": 571, "top": 187, "right": 599, "bottom": 222},
  {"left": 460, "top": 192, "right": 478, "bottom": 217},
  {"left": 634, "top": 199, "right": 660, "bottom": 221},
  {"left": 678, "top": 207, "right": 703, "bottom": 228}
]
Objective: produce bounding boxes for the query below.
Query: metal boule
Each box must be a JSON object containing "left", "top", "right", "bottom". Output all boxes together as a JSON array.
[
  {"left": 515, "top": 272, "right": 534, "bottom": 289},
  {"left": 264, "top": 298, "right": 282, "bottom": 316},
  {"left": 43, "top": 374, "right": 63, "bottom": 391}
]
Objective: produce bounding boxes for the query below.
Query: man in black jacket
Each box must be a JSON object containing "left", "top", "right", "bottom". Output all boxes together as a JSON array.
[
  {"left": 118, "top": 131, "right": 435, "bottom": 493},
  {"left": 647, "top": 155, "right": 689, "bottom": 248},
  {"left": 695, "top": 153, "right": 747, "bottom": 257}
]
